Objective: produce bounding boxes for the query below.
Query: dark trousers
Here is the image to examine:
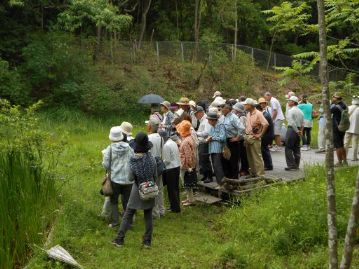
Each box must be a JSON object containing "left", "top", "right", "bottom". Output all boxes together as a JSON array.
[
  {"left": 238, "top": 140, "right": 249, "bottom": 173},
  {"left": 162, "top": 167, "right": 181, "bottom": 212},
  {"left": 110, "top": 183, "right": 132, "bottom": 225},
  {"left": 302, "top": 127, "right": 312, "bottom": 146},
  {"left": 285, "top": 127, "right": 301, "bottom": 168},
  {"left": 117, "top": 208, "right": 153, "bottom": 244},
  {"left": 198, "top": 143, "right": 213, "bottom": 179},
  {"left": 222, "top": 139, "right": 239, "bottom": 179},
  {"left": 210, "top": 153, "right": 225, "bottom": 185},
  {"left": 261, "top": 139, "right": 273, "bottom": 169}
]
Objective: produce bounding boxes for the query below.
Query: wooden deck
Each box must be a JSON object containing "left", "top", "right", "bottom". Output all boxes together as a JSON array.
[{"left": 195, "top": 148, "right": 359, "bottom": 203}]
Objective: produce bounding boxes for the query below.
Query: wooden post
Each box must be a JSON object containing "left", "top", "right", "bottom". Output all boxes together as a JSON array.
[
  {"left": 274, "top": 53, "right": 277, "bottom": 67},
  {"left": 251, "top": 47, "right": 254, "bottom": 65},
  {"left": 181, "top": 42, "right": 184, "bottom": 62},
  {"left": 156, "top": 41, "right": 160, "bottom": 64}
]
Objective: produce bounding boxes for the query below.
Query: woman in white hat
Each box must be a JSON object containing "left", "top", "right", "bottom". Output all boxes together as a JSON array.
[
  {"left": 102, "top": 126, "right": 134, "bottom": 227},
  {"left": 120, "top": 121, "right": 134, "bottom": 142}
]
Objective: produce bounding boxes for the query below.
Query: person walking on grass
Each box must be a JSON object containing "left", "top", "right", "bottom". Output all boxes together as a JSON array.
[
  {"left": 159, "top": 130, "right": 181, "bottom": 213},
  {"left": 243, "top": 98, "right": 268, "bottom": 178},
  {"left": 315, "top": 102, "right": 326, "bottom": 153},
  {"left": 298, "top": 94, "right": 313, "bottom": 151},
  {"left": 195, "top": 106, "right": 213, "bottom": 183},
  {"left": 344, "top": 95, "right": 359, "bottom": 161},
  {"left": 257, "top": 98, "right": 274, "bottom": 171},
  {"left": 177, "top": 120, "right": 197, "bottom": 206},
  {"left": 112, "top": 133, "right": 157, "bottom": 248},
  {"left": 206, "top": 111, "right": 226, "bottom": 185},
  {"left": 284, "top": 96, "right": 304, "bottom": 171},
  {"left": 220, "top": 103, "right": 245, "bottom": 179},
  {"left": 264, "top": 92, "right": 285, "bottom": 152},
  {"left": 147, "top": 119, "right": 165, "bottom": 218},
  {"left": 331, "top": 92, "right": 348, "bottom": 166},
  {"left": 102, "top": 127, "right": 134, "bottom": 228}
]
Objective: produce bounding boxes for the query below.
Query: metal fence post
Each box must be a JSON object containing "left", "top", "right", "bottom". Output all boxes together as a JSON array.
[
  {"left": 181, "top": 42, "right": 184, "bottom": 62},
  {"left": 156, "top": 41, "right": 160, "bottom": 64}
]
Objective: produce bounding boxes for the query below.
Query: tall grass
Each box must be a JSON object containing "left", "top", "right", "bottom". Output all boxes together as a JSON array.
[
  {"left": 0, "top": 150, "right": 57, "bottom": 268},
  {"left": 0, "top": 100, "right": 62, "bottom": 268}
]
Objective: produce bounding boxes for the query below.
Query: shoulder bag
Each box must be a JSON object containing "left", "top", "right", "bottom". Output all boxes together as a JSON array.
[
  {"left": 101, "top": 146, "right": 113, "bottom": 196},
  {"left": 138, "top": 157, "right": 159, "bottom": 200}
]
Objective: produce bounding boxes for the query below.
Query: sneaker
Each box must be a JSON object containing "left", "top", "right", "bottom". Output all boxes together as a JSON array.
[
  {"left": 301, "top": 145, "right": 308, "bottom": 151},
  {"left": 284, "top": 167, "right": 299, "bottom": 171},
  {"left": 270, "top": 145, "right": 278, "bottom": 152},
  {"left": 143, "top": 242, "right": 151, "bottom": 249},
  {"left": 112, "top": 238, "right": 124, "bottom": 247},
  {"left": 315, "top": 149, "right": 325, "bottom": 153},
  {"left": 108, "top": 223, "right": 119, "bottom": 228}
]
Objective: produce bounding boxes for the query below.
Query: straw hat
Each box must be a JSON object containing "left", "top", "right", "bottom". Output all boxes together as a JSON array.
[
  {"left": 160, "top": 101, "right": 171, "bottom": 110},
  {"left": 212, "top": 91, "right": 222, "bottom": 99},
  {"left": 109, "top": 126, "right": 124, "bottom": 142},
  {"left": 177, "top": 97, "right": 190, "bottom": 105},
  {"left": 258, "top": 97, "right": 267, "bottom": 104},
  {"left": 120, "top": 122, "right": 133, "bottom": 136}
]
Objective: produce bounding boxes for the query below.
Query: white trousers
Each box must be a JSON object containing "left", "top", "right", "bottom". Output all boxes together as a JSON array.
[{"left": 344, "top": 133, "right": 359, "bottom": 161}]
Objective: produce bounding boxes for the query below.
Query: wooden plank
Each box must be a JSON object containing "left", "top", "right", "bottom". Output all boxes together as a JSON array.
[{"left": 194, "top": 192, "right": 222, "bottom": 204}]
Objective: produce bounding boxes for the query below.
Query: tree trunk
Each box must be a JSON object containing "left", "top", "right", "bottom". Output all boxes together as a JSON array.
[
  {"left": 233, "top": 0, "right": 238, "bottom": 62},
  {"left": 138, "top": 0, "right": 152, "bottom": 49},
  {"left": 193, "top": 0, "right": 201, "bottom": 62},
  {"left": 266, "top": 31, "right": 277, "bottom": 70},
  {"left": 317, "top": 0, "right": 338, "bottom": 268},
  {"left": 340, "top": 169, "right": 359, "bottom": 269},
  {"left": 175, "top": 0, "right": 180, "bottom": 40},
  {"left": 93, "top": 25, "right": 102, "bottom": 63}
]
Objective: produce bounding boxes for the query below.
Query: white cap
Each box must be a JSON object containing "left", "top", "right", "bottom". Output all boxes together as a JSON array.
[
  {"left": 109, "top": 126, "right": 124, "bottom": 142},
  {"left": 243, "top": 98, "right": 257, "bottom": 106},
  {"left": 189, "top": 100, "right": 196, "bottom": 107},
  {"left": 212, "top": 91, "right": 222, "bottom": 99},
  {"left": 212, "top": 96, "right": 226, "bottom": 107},
  {"left": 287, "top": 96, "right": 299, "bottom": 103}
]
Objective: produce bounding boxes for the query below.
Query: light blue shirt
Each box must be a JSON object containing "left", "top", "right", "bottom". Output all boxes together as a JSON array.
[
  {"left": 220, "top": 112, "right": 245, "bottom": 138},
  {"left": 208, "top": 123, "right": 226, "bottom": 154}
]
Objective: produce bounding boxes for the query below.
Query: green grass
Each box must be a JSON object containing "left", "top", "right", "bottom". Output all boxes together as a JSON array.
[{"left": 25, "top": 111, "right": 358, "bottom": 269}]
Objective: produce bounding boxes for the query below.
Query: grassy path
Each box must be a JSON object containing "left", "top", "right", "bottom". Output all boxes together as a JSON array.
[{"left": 27, "top": 116, "right": 230, "bottom": 269}]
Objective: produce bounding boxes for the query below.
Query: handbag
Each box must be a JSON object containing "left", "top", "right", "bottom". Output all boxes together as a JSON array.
[
  {"left": 155, "top": 137, "right": 166, "bottom": 176},
  {"left": 223, "top": 144, "right": 231, "bottom": 160},
  {"left": 138, "top": 180, "right": 159, "bottom": 200},
  {"left": 101, "top": 146, "right": 113, "bottom": 196}
]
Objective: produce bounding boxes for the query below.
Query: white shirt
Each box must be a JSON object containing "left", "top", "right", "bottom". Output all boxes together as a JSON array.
[
  {"left": 148, "top": 133, "right": 162, "bottom": 158},
  {"left": 270, "top": 97, "right": 285, "bottom": 121},
  {"left": 196, "top": 115, "right": 212, "bottom": 143},
  {"left": 162, "top": 139, "right": 181, "bottom": 170},
  {"left": 347, "top": 104, "right": 359, "bottom": 134}
]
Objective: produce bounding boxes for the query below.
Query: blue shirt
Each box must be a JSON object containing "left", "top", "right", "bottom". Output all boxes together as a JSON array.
[
  {"left": 208, "top": 123, "right": 226, "bottom": 154},
  {"left": 298, "top": 103, "right": 313, "bottom": 121},
  {"left": 220, "top": 112, "right": 245, "bottom": 138}
]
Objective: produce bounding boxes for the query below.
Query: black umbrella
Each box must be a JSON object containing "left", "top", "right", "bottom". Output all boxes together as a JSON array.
[{"left": 138, "top": 94, "right": 164, "bottom": 104}]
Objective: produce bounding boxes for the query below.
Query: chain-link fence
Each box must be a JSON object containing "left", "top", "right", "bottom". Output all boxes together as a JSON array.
[{"left": 99, "top": 40, "right": 351, "bottom": 82}]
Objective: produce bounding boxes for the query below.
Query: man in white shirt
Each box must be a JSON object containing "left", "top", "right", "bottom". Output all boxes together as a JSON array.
[
  {"left": 265, "top": 92, "right": 285, "bottom": 151},
  {"left": 195, "top": 106, "right": 213, "bottom": 183},
  {"left": 147, "top": 119, "right": 165, "bottom": 218},
  {"left": 159, "top": 130, "right": 181, "bottom": 213}
]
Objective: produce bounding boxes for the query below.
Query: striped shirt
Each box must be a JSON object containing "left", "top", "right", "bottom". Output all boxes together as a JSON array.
[
  {"left": 287, "top": 106, "right": 304, "bottom": 132},
  {"left": 208, "top": 123, "right": 226, "bottom": 154},
  {"left": 220, "top": 112, "right": 245, "bottom": 138}
]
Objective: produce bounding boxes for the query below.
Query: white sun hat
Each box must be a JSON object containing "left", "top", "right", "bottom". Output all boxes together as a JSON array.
[
  {"left": 109, "top": 126, "right": 124, "bottom": 142},
  {"left": 189, "top": 100, "right": 196, "bottom": 107}
]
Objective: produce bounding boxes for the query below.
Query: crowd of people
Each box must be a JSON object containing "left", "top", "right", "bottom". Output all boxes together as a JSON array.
[{"left": 100, "top": 90, "right": 359, "bottom": 248}]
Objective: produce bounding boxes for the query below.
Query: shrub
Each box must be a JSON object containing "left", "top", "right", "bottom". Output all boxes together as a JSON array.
[{"left": 0, "top": 58, "right": 29, "bottom": 104}]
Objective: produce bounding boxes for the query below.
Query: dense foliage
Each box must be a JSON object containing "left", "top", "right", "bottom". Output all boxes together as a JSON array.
[{"left": 1, "top": 0, "right": 358, "bottom": 111}]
